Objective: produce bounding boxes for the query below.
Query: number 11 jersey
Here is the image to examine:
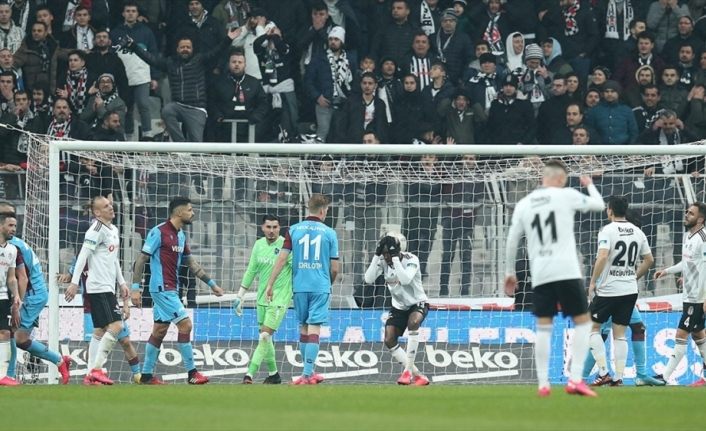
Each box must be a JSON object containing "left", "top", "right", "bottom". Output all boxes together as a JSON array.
[
  {"left": 507, "top": 185, "right": 605, "bottom": 287},
  {"left": 284, "top": 216, "right": 339, "bottom": 294}
]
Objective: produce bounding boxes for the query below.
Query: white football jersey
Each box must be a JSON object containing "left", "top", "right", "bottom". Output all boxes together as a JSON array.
[
  {"left": 595, "top": 221, "right": 651, "bottom": 296},
  {"left": 72, "top": 221, "right": 123, "bottom": 294},
  {"left": 0, "top": 242, "right": 17, "bottom": 300},
  {"left": 364, "top": 253, "right": 428, "bottom": 310},
  {"left": 506, "top": 184, "right": 605, "bottom": 286},
  {"left": 671, "top": 228, "right": 706, "bottom": 303}
]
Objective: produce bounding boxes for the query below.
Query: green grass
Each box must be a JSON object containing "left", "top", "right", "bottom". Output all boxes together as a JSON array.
[{"left": 4, "top": 385, "right": 703, "bottom": 431}]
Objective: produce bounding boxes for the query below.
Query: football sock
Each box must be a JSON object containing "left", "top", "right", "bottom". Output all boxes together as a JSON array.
[
  {"left": 303, "top": 335, "right": 319, "bottom": 377},
  {"left": 262, "top": 333, "right": 277, "bottom": 374},
  {"left": 389, "top": 344, "right": 408, "bottom": 369},
  {"left": 248, "top": 332, "right": 271, "bottom": 376},
  {"left": 177, "top": 333, "right": 195, "bottom": 372},
  {"left": 582, "top": 353, "right": 596, "bottom": 380},
  {"left": 630, "top": 322, "right": 647, "bottom": 376},
  {"left": 535, "top": 324, "right": 552, "bottom": 388},
  {"left": 589, "top": 331, "right": 609, "bottom": 376},
  {"left": 24, "top": 340, "right": 61, "bottom": 365},
  {"left": 142, "top": 335, "right": 162, "bottom": 375},
  {"left": 88, "top": 335, "right": 100, "bottom": 370},
  {"left": 299, "top": 334, "right": 308, "bottom": 374},
  {"left": 93, "top": 331, "right": 117, "bottom": 370},
  {"left": 695, "top": 338, "right": 706, "bottom": 378},
  {"left": 406, "top": 330, "right": 420, "bottom": 374},
  {"left": 613, "top": 337, "right": 628, "bottom": 381},
  {"left": 7, "top": 337, "right": 16, "bottom": 378},
  {"left": 0, "top": 340, "right": 9, "bottom": 378},
  {"left": 570, "top": 321, "right": 591, "bottom": 382},
  {"left": 128, "top": 356, "right": 140, "bottom": 375},
  {"left": 663, "top": 338, "right": 688, "bottom": 381}
]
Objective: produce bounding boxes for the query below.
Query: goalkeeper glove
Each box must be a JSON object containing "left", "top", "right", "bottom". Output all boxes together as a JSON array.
[{"left": 233, "top": 287, "right": 247, "bottom": 317}]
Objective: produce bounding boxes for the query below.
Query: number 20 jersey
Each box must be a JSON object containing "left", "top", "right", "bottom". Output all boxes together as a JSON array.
[
  {"left": 508, "top": 186, "right": 604, "bottom": 287},
  {"left": 595, "top": 221, "right": 651, "bottom": 296}
]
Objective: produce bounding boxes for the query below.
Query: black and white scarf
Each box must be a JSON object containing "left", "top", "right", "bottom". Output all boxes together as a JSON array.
[
  {"left": 659, "top": 129, "right": 684, "bottom": 173},
  {"left": 76, "top": 26, "right": 94, "bottom": 50},
  {"left": 638, "top": 54, "right": 653, "bottom": 66},
  {"left": 92, "top": 89, "right": 119, "bottom": 127},
  {"left": 470, "top": 72, "right": 498, "bottom": 110},
  {"left": 16, "top": 108, "right": 33, "bottom": 153},
  {"left": 563, "top": 1, "right": 580, "bottom": 37},
  {"left": 37, "top": 40, "right": 50, "bottom": 73},
  {"left": 63, "top": 0, "right": 78, "bottom": 32},
  {"left": 225, "top": 0, "right": 250, "bottom": 27},
  {"left": 420, "top": 1, "right": 435, "bottom": 36},
  {"left": 48, "top": 116, "right": 71, "bottom": 138},
  {"left": 521, "top": 69, "right": 545, "bottom": 104},
  {"left": 605, "top": 0, "right": 634, "bottom": 40},
  {"left": 66, "top": 67, "right": 88, "bottom": 114},
  {"left": 9, "top": 0, "right": 30, "bottom": 35},
  {"left": 483, "top": 12, "right": 504, "bottom": 55},
  {"left": 327, "top": 49, "right": 352, "bottom": 99}
]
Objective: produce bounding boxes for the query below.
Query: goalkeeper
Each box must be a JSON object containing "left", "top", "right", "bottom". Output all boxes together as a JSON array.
[
  {"left": 235, "top": 215, "right": 292, "bottom": 384},
  {"left": 364, "top": 234, "right": 430, "bottom": 385}
]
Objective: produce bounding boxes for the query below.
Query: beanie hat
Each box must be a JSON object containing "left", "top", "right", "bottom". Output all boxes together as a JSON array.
[
  {"left": 524, "top": 43, "right": 543, "bottom": 61},
  {"left": 328, "top": 26, "right": 346, "bottom": 44}
]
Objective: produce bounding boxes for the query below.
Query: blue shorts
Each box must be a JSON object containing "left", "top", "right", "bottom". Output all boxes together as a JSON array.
[
  {"left": 293, "top": 292, "right": 330, "bottom": 325},
  {"left": 152, "top": 290, "right": 189, "bottom": 324},
  {"left": 19, "top": 291, "right": 48, "bottom": 331},
  {"left": 600, "top": 306, "right": 643, "bottom": 333},
  {"left": 83, "top": 313, "right": 131, "bottom": 341}
]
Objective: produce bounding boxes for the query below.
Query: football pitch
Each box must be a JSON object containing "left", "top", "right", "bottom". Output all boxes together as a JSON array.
[{"left": 5, "top": 385, "right": 704, "bottom": 431}]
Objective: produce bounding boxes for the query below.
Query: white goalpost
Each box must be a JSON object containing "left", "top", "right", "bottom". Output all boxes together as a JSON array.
[{"left": 18, "top": 138, "right": 706, "bottom": 384}]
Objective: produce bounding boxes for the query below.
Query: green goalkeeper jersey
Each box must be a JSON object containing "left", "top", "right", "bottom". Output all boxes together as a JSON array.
[{"left": 241, "top": 236, "right": 293, "bottom": 307}]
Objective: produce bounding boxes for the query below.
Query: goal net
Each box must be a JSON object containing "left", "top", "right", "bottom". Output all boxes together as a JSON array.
[{"left": 16, "top": 134, "right": 706, "bottom": 385}]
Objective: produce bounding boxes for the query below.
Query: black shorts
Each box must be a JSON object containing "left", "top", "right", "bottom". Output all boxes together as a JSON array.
[
  {"left": 589, "top": 294, "right": 638, "bottom": 326},
  {"left": 386, "top": 302, "right": 429, "bottom": 332},
  {"left": 0, "top": 299, "right": 10, "bottom": 331},
  {"left": 678, "top": 302, "right": 706, "bottom": 333},
  {"left": 533, "top": 279, "right": 588, "bottom": 318},
  {"left": 88, "top": 292, "right": 122, "bottom": 329}
]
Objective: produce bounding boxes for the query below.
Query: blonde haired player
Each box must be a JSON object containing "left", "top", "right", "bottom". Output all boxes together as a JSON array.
[{"left": 505, "top": 159, "right": 605, "bottom": 397}]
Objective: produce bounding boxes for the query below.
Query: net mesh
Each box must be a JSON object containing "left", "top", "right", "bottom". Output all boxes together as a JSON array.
[{"left": 11, "top": 132, "right": 706, "bottom": 384}]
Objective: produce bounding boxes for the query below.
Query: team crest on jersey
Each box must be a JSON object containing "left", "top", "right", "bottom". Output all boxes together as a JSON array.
[
  {"left": 274, "top": 248, "right": 280, "bottom": 255},
  {"left": 108, "top": 244, "right": 116, "bottom": 252}
]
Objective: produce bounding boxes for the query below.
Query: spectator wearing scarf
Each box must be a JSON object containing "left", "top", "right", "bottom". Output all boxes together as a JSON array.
[
  {"left": 56, "top": 49, "right": 93, "bottom": 115},
  {"left": 303, "top": 25, "right": 353, "bottom": 142},
  {"left": 254, "top": 24, "right": 298, "bottom": 141},
  {"left": 80, "top": 73, "right": 127, "bottom": 130},
  {"left": 477, "top": 0, "right": 509, "bottom": 57}
]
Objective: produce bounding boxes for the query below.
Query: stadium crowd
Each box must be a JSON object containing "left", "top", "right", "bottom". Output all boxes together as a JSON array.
[
  {"left": 0, "top": 0, "right": 702, "bottom": 301},
  {"left": 0, "top": 0, "right": 705, "bottom": 150}
]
